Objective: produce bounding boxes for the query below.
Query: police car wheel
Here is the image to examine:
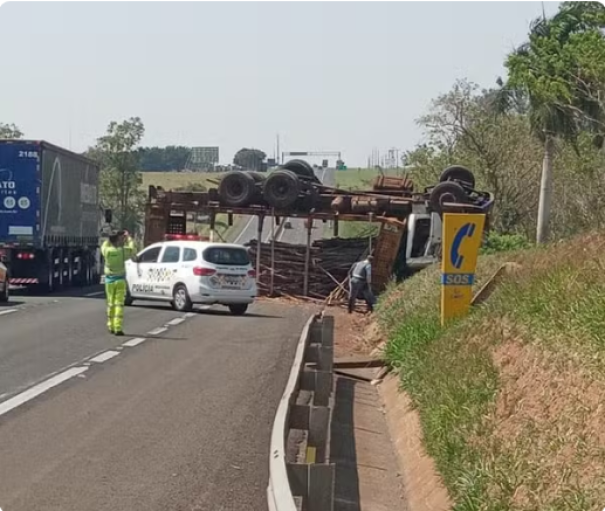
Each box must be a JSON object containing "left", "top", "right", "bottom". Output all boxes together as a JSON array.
[
  {"left": 124, "top": 288, "right": 134, "bottom": 306},
  {"left": 228, "top": 304, "right": 248, "bottom": 316},
  {"left": 172, "top": 284, "right": 193, "bottom": 312}
]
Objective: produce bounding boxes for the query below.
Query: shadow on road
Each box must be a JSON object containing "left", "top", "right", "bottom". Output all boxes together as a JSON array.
[
  {"left": 0, "top": 299, "right": 26, "bottom": 308},
  {"left": 9, "top": 285, "right": 106, "bottom": 300},
  {"left": 195, "top": 309, "right": 283, "bottom": 319},
  {"left": 330, "top": 376, "right": 361, "bottom": 511}
]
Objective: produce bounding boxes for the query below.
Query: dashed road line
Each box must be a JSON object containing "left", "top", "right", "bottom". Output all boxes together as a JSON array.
[
  {"left": 147, "top": 326, "right": 168, "bottom": 336},
  {"left": 0, "top": 310, "right": 196, "bottom": 418},
  {"left": 123, "top": 337, "right": 147, "bottom": 347},
  {"left": 0, "top": 366, "right": 88, "bottom": 417},
  {"left": 89, "top": 350, "right": 120, "bottom": 363}
]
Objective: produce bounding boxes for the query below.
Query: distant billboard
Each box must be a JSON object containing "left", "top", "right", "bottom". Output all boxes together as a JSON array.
[{"left": 187, "top": 146, "right": 219, "bottom": 171}]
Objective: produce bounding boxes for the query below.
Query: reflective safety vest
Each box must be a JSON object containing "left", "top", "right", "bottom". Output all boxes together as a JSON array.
[{"left": 101, "top": 238, "right": 136, "bottom": 279}]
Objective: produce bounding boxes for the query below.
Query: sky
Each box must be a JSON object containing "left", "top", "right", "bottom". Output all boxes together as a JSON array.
[{"left": 0, "top": 1, "right": 562, "bottom": 167}]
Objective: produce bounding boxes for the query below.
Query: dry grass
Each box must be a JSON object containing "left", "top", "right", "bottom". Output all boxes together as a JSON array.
[
  {"left": 379, "top": 232, "right": 605, "bottom": 511},
  {"left": 140, "top": 171, "right": 224, "bottom": 191}
]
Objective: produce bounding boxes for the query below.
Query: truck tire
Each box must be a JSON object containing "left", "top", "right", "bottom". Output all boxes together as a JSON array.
[
  {"left": 429, "top": 181, "right": 469, "bottom": 214},
  {"left": 0, "top": 278, "right": 9, "bottom": 303},
  {"left": 263, "top": 170, "right": 302, "bottom": 209},
  {"left": 247, "top": 171, "right": 266, "bottom": 183},
  {"left": 439, "top": 165, "right": 475, "bottom": 189},
  {"left": 218, "top": 171, "right": 258, "bottom": 207},
  {"left": 281, "top": 159, "right": 316, "bottom": 179}
]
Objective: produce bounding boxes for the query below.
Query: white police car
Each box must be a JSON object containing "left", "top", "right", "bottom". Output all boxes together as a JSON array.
[{"left": 124, "top": 235, "right": 257, "bottom": 315}]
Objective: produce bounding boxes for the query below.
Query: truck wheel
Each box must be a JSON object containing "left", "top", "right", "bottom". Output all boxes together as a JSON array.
[
  {"left": 218, "top": 171, "right": 258, "bottom": 207},
  {"left": 247, "top": 171, "right": 266, "bottom": 182},
  {"left": 281, "top": 159, "right": 316, "bottom": 180},
  {"left": 263, "top": 170, "right": 301, "bottom": 209},
  {"left": 429, "top": 181, "right": 469, "bottom": 215},
  {"left": 172, "top": 284, "right": 193, "bottom": 312},
  {"left": 0, "top": 279, "right": 9, "bottom": 303},
  {"left": 439, "top": 165, "right": 475, "bottom": 189},
  {"left": 228, "top": 304, "right": 248, "bottom": 316}
]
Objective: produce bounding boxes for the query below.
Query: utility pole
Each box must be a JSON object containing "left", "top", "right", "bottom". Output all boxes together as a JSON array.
[{"left": 536, "top": 133, "right": 554, "bottom": 244}]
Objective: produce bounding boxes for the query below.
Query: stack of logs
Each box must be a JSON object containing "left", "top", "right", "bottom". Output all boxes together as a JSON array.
[{"left": 245, "top": 237, "right": 375, "bottom": 302}]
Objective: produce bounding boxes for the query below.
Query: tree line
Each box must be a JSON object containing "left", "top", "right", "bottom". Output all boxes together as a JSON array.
[
  {"left": 404, "top": 1, "right": 605, "bottom": 244},
  {"left": 0, "top": 118, "right": 271, "bottom": 234}
]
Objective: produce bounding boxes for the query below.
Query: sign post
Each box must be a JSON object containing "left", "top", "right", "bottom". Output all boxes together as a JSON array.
[{"left": 440, "top": 213, "right": 486, "bottom": 326}]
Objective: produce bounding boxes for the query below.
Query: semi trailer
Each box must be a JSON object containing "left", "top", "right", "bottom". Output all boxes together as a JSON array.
[{"left": 0, "top": 140, "right": 107, "bottom": 292}]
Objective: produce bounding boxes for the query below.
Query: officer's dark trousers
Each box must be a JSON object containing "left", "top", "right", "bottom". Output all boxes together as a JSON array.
[{"left": 348, "top": 278, "right": 375, "bottom": 313}]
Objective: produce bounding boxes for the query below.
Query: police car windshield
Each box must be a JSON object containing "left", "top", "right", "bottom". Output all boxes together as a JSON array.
[{"left": 202, "top": 247, "right": 250, "bottom": 266}]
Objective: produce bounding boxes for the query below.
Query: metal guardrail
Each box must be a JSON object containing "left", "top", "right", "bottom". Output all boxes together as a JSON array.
[{"left": 267, "top": 313, "right": 335, "bottom": 511}]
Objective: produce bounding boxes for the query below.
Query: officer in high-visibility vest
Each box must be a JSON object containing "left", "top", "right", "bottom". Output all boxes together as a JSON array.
[
  {"left": 348, "top": 255, "right": 375, "bottom": 314},
  {"left": 101, "top": 229, "right": 137, "bottom": 335}
]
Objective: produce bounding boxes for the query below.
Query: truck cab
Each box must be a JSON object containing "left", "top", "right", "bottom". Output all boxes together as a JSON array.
[{"left": 405, "top": 211, "right": 442, "bottom": 272}]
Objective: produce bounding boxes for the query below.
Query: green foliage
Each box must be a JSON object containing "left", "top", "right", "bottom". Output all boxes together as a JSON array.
[
  {"left": 504, "top": 2, "right": 605, "bottom": 143},
  {"left": 233, "top": 148, "right": 266, "bottom": 170},
  {"left": 0, "top": 122, "right": 23, "bottom": 139},
  {"left": 480, "top": 231, "right": 532, "bottom": 255},
  {"left": 88, "top": 117, "right": 146, "bottom": 235}
]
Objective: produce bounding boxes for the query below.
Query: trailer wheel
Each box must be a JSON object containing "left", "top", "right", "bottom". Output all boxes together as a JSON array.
[
  {"left": 439, "top": 165, "right": 475, "bottom": 189},
  {"left": 429, "top": 181, "right": 469, "bottom": 214},
  {"left": 247, "top": 171, "right": 266, "bottom": 182},
  {"left": 281, "top": 159, "right": 315, "bottom": 179},
  {"left": 218, "top": 171, "right": 258, "bottom": 207},
  {"left": 263, "top": 170, "right": 302, "bottom": 209}
]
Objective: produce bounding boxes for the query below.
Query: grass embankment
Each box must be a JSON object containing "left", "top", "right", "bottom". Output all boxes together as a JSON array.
[{"left": 378, "top": 233, "right": 605, "bottom": 511}]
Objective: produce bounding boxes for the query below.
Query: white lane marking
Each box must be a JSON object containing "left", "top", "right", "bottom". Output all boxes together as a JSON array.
[
  {"left": 185, "top": 312, "right": 197, "bottom": 318},
  {"left": 123, "top": 337, "right": 147, "bottom": 347},
  {"left": 233, "top": 215, "right": 255, "bottom": 244},
  {"left": 147, "top": 327, "right": 168, "bottom": 336},
  {"left": 85, "top": 291, "right": 105, "bottom": 297},
  {"left": 89, "top": 350, "right": 120, "bottom": 363},
  {"left": 167, "top": 317, "right": 185, "bottom": 326},
  {"left": 0, "top": 309, "right": 17, "bottom": 316},
  {"left": 0, "top": 366, "right": 88, "bottom": 417}
]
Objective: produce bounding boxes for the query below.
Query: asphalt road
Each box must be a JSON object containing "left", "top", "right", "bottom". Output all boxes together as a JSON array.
[
  {"left": 0, "top": 286, "right": 313, "bottom": 510},
  {"left": 232, "top": 167, "right": 335, "bottom": 246}
]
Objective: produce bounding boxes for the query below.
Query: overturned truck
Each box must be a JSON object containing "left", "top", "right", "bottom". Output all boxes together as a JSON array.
[{"left": 143, "top": 160, "right": 494, "bottom": 296}]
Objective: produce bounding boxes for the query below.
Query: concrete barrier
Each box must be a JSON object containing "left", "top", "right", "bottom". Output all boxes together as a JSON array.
[{"left": 267, "top": 313, "right": 335, "bottom": 511}]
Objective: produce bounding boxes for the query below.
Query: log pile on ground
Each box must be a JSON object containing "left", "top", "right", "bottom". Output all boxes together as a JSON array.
[{"left": 245, "top": 237, "right": 374, "bottom": 301}]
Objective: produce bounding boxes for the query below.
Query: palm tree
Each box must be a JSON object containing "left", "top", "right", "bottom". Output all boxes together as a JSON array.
[{"left": 499, "top": 2, "right": 605, "bottom": 243}]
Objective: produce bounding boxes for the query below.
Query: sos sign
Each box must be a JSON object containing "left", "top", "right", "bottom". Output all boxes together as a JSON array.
[{"left": 441, "top": 273, "right": 475, "bottom": 286}]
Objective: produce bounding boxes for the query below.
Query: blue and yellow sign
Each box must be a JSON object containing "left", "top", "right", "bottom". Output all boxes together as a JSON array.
[{"left": 441, "top": 213, "right": 486, "bottom": 325}]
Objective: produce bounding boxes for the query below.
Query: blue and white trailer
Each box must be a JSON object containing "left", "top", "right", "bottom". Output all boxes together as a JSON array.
[{"left": 0, "top": 140, "right": 103, "bottom": 292}]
